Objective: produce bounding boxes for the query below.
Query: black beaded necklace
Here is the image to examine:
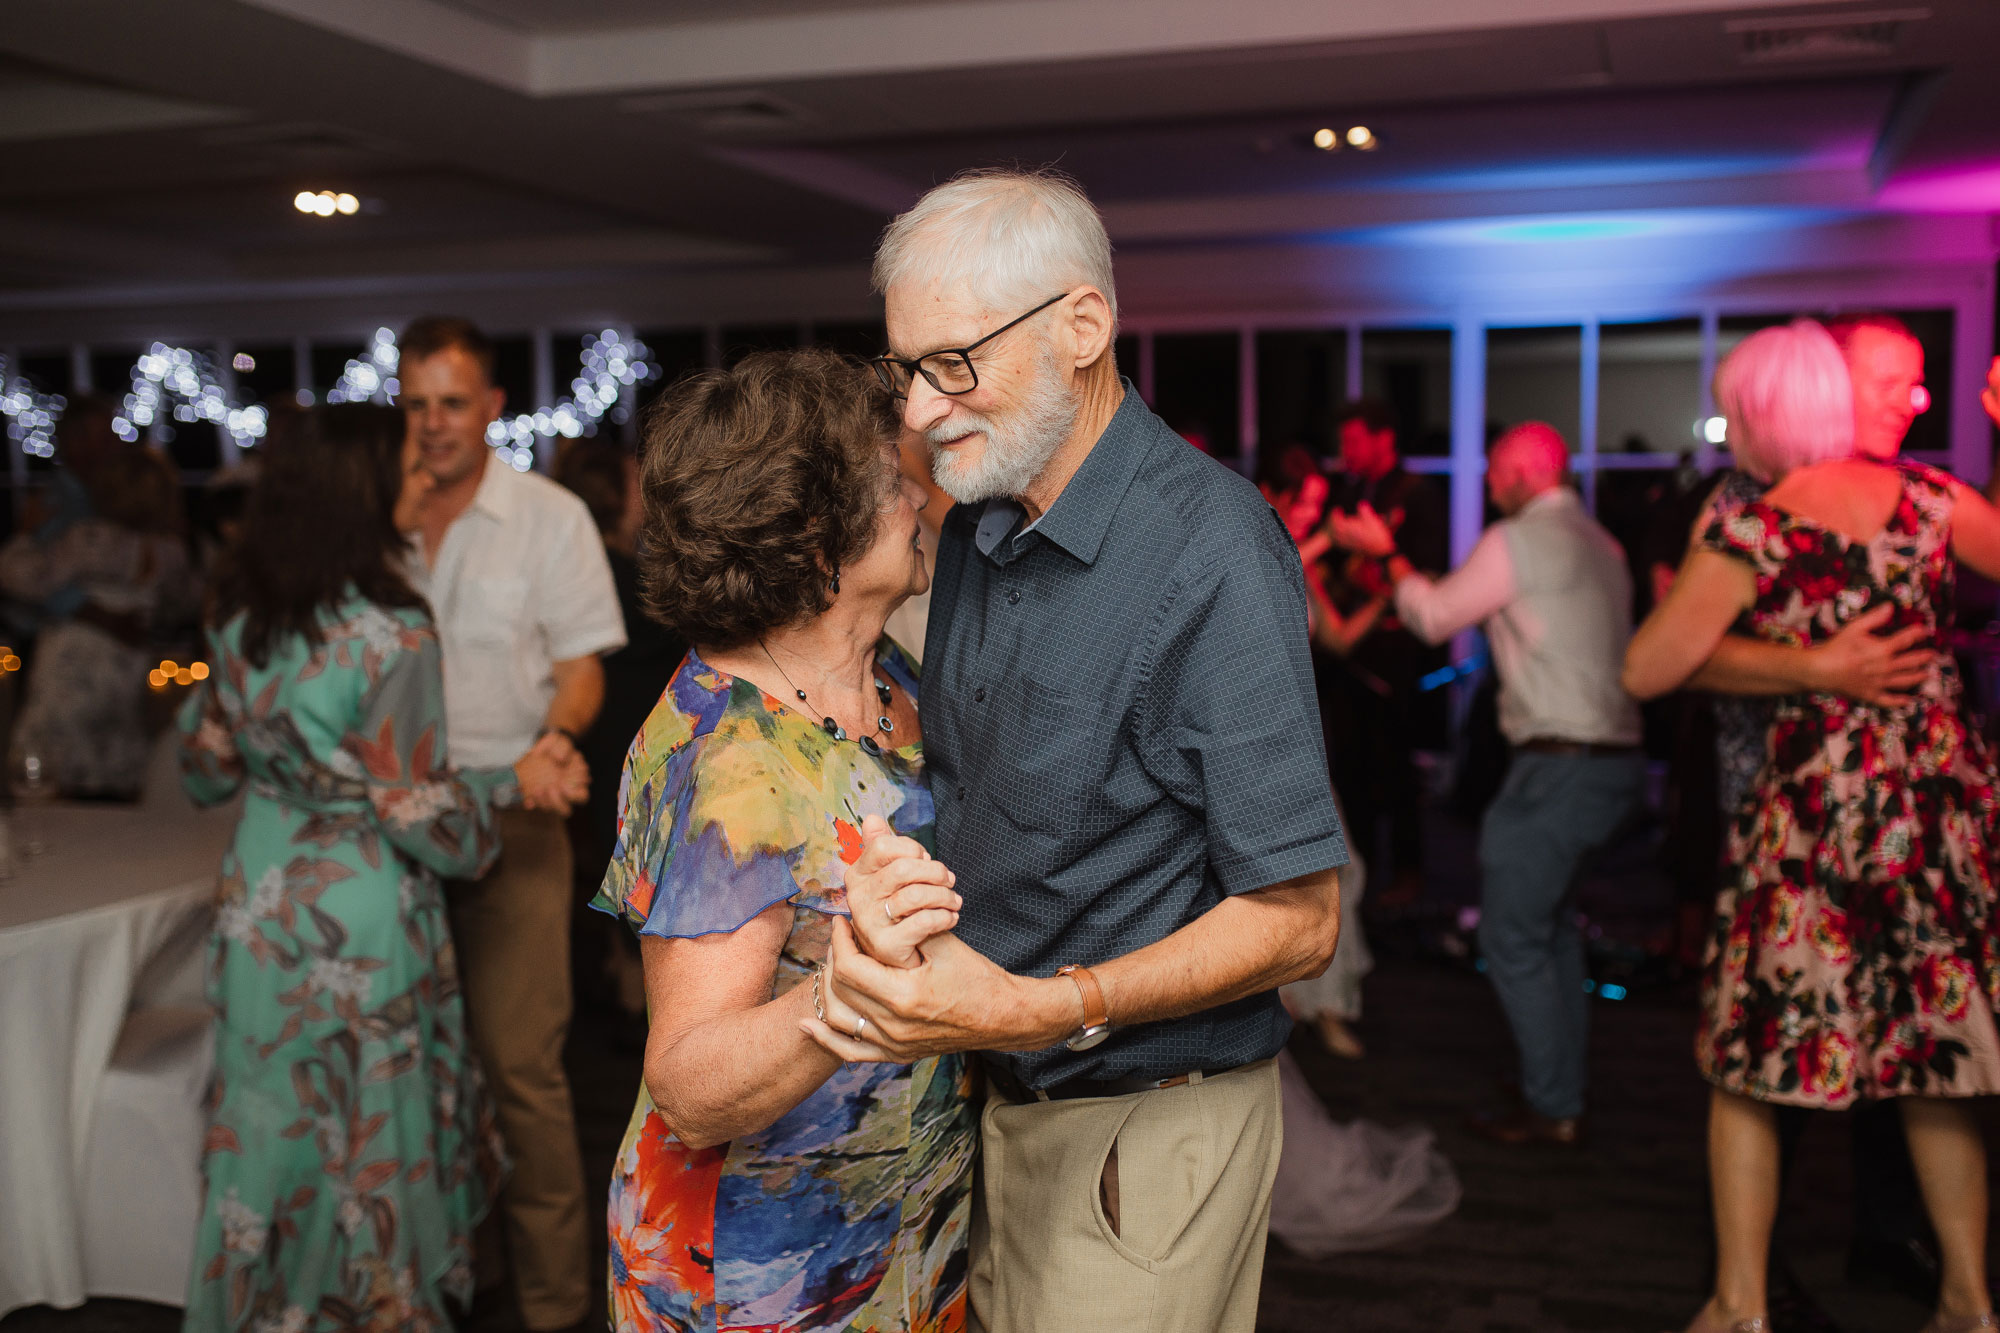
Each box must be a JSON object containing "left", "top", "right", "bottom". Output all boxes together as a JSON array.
[{"left": 759, "top": 642, "right": 897, "bottom": 757}]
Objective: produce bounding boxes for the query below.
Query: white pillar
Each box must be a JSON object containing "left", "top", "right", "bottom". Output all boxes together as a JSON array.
[
  {"left": 1449, "top": 319, "right": 1486, "bottom": 565},
  {"left": 213, "top": 341, "right": 243, "bottom": 469},
  {"left": 532, "top": 327, "right": 555, "bottom": 473},
  {"left": 1696, "top": 309, "right": 1720, "bottom": 473},
  {"left": 5, "top": 347, "right": 26, "bottom": 521},
  {"left": 1952, "top": 275, "right": 1994, "bottom": 486},
  {"left": 293, "top": 338, "right": 313, "bottom": 405},
  {"left": 1238, "top": 324, "right": 1258, "bottom": 476},
  {"left": 1578, "top": 319, "right": 1600, "bottom": 512}
]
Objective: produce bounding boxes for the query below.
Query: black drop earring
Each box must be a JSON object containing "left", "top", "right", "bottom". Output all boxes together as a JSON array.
[{"left": 828, "top": 570, "right": 841, "bottom": 595}]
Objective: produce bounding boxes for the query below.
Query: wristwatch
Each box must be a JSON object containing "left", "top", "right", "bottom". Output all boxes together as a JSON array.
[
  {"left": 1056, "top": 964, "right": 1112, "bottom": 1051},
  {"left": 537, "top": 725, "right": 582, "bottom": 749}
]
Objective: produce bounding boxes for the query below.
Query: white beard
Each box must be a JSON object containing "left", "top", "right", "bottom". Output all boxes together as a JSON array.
[{"left": 925, "top": 349, "right": 1080, "bottom": 505}]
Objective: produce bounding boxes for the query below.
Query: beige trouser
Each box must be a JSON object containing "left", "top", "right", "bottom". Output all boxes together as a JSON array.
[
  {"left": 969, "top": 1058, "right": 1282, "bottom": 1333},
  {"left": 449, "top": 807, "right": 591, "bottom": 1330}
]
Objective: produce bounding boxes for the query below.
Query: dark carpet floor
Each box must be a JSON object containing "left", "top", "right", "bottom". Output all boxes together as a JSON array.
[{"left": 9, "top": 800, "right": 1996, "bottom": 1333}]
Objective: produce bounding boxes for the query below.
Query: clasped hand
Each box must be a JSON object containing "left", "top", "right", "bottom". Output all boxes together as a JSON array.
[
  {"left": 800, "top": 815, "right": 1042, "bottom": 1065},
  {"left": 514, "top": 731, "right": 589, "bottom": 815}
]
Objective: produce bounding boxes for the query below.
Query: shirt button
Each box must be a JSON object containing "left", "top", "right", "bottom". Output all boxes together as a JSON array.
[
  {"left": 956, "top": 785, "right": 967, "bottom": 801},
  {"left": 1006, "top": 589, "right": 1021, "bottom": 605},
  {"left": 974, "top": 687, "right": 987, "bottom": 703}
]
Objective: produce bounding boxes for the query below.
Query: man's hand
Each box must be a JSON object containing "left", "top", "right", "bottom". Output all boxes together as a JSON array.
[
  {"left": 395, "top": 433, "right": 439, "bottom": 533},
  {"left": 801, "top": 919, "right": 1069, "bottom": 1064},
  {"left": 1982, "top": 356, "right": 2000, "bottom": 433},
  {"left": 1324, "top": 503, "right": 1398, "bottom": 558},
  {"left": 842, "top": 814, "right": 961, "bottom": 968},
  {"left": 515, "top": 732, "right": 588, "bottom": 814},
  {"left": 1804, "top": 603, "right": 1934, "bottom": 706}
]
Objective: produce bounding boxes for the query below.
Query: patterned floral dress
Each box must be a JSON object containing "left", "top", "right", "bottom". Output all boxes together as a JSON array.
[
  {"left": 1697, "top": 462, "right": 2000, "bottom": 1107},
  {"left": 592, "top": 642, "right": 974, "bottom": 1333},
  {"left": 178, "top": 594, "right": 512, "bottom": 1331}
]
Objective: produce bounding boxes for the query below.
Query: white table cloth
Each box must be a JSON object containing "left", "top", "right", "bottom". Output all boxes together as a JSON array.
[{"left": 0, "top": 778, "right": 235, "bottom": 1317}]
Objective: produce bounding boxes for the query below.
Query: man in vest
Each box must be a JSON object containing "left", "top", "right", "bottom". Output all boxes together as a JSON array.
[{"left": 1330, "top": 421, "right": 1642, "bottom": 1145}]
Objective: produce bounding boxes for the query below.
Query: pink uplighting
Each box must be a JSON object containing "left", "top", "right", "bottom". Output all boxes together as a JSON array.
[{"left": 1878, "top": 161, "right": 2000, "bottom": 213}]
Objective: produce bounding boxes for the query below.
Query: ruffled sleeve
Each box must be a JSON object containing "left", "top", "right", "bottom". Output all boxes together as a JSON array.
[
  {"left": 594, "top": 725, "right": 878, "bottom": 938},
  {"left": 1697, "top": 498, "right": 1784, "bottom": 577}
]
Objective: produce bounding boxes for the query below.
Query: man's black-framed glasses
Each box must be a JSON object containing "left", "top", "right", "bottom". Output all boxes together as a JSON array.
[{"left": 869, "top": 292, "right": 1068, "bottom": 398}]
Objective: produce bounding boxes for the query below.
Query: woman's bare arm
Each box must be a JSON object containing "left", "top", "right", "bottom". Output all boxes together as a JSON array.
[
  {"left": 1622, "top": 549, "right": 1757, "bottom": 701},
  {"left": 640, "top": 907, "right": 843, "bottom": 1150}
]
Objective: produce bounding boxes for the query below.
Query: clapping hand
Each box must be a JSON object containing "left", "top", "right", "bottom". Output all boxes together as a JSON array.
[
  {"left": 1982, "top": 356, "right": 2000, "bottom": 433},
  {"left": 840, "top": 814, "right": 961, "bottom": 969},
  {"left": 514, "top": 731, "right": 589, "bottom": 815},
  {"left": 1323, "top": 502, "right": 1399, "bottom": 559}
]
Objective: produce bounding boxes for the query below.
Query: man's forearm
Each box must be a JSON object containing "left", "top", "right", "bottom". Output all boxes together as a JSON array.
[
  {"left": 1686, "top": 633, "right": 1818, "bottom": 696},
  {"left": 544, "top": 654, "right": 605, "bottom": 738},
  {"left": 1095, "top": 870, "right": 1341, "bottom": 1030}
]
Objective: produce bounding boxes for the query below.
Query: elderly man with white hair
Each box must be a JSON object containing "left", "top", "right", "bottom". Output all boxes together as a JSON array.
[
  {"left": 1331, "top": 421, "right": 1644, "bottom": 1147},
  {"left": 803, "top": 167, "right": 1347, "bottom": 1333}
]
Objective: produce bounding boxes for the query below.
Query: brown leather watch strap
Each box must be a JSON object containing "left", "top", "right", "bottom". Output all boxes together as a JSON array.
[{"left": 1056, "top": 964, "right": 1110, "bottom": 1031}]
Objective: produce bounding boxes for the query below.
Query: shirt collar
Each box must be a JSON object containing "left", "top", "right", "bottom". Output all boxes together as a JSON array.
[
  {"left": 1518, "top": 486, "right": 1576, "bottom": 518},
  {"left": 466, "top": 451, "right": 514, "bottom": 522},
  {"left": 972, "top": 381, "right": 1150, "bottom": 567}
]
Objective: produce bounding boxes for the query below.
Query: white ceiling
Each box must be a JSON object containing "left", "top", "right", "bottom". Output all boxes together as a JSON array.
[
  {"left": 0, "top": 0, "right": 1994, "bottom": 337},
  {"left": 434, "top": 0, "right": 945, "bottom": 35}
]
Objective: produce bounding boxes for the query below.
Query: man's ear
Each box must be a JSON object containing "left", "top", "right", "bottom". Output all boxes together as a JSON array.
[{"left": 1068, "top": 287, "right": 1115, "bottom": 372}]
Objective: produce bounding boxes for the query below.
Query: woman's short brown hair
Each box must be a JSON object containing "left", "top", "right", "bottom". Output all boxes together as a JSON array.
[{"left": 638, "top": 347, "right": 899, "bottom": 648}]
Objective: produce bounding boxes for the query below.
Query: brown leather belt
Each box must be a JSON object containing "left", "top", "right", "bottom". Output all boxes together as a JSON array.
[
  {"left": 1519, "top": 737, "right": 1641, "bottom": 758},
  {"left": 984, "top": 1060, "right": 1241, "bottom": 1104}
]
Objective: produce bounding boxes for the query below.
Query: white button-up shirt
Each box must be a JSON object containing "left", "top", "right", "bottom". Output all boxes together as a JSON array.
[
  {"left": 408, "top": 455, "right": 626, "bottom": 769},
  {"left": 1391, "top": 488, "right": 1641, "bottom": 747}
]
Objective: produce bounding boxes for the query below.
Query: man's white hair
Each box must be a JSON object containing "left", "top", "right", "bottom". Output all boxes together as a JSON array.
[
  {"left": 873, "top": 167, "right": 1118, "bottom": 327},
  {"left": 1715, "top": 319, "right": 1855, "bottom": 483}
]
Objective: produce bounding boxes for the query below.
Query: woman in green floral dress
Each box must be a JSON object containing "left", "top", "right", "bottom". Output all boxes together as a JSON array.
[{"left": 178, "top": 406, "right": 586, "bottom": 1333}]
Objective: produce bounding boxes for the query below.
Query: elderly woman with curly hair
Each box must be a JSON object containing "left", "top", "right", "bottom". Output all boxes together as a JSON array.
[{"left": 590, "top": 347, "right": 973, "bottom": 1333}]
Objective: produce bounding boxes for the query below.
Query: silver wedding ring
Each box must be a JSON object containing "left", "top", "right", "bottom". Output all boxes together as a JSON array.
[
  {"left": 853, "top": 1016, "right": 869, "bottom": 1040},
  {"left": 884, "top": 902, "right": 898, "bottom": 926}
]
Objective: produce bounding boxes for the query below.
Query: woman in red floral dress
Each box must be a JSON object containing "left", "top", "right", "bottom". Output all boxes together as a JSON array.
[{"left": 1627, "top": 320, "right": 2000, "bottom": 1333}]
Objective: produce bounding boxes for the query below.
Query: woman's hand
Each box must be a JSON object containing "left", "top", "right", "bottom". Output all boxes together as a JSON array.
[
  {"left": 842, "top": 814, "right": 961, "bottom": 967},
  {"left": 514, "top": 740, "right": 588, "bottom": 814}
]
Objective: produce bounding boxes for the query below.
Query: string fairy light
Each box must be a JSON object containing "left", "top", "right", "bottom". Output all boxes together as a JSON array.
[
  {"left": 12, "top": 328, "right": 653, "bottom": 465},
  {"left": 326, "top": 327, "right": 401, "bottom": 404},
  {"left": 112, "top": 343, "right": 268, "bottom": 449},
  {"left": 484, "top": 329, "right": 657, "bottom": 472},
  {"left": 0, "top": 355, "right": 65, "bottom": 458}
]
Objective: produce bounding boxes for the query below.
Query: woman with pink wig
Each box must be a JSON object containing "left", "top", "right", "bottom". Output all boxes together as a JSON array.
[{"left": 1627, "top": 319, "right": 2000, "bottom": 1333}]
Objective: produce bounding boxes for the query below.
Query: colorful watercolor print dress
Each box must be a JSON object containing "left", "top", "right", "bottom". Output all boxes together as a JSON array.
[
  {"left": 178, "top": 595, "right": 512, "bottom": 1331},
  {"left": 1697, "top": 462, "right": 2000, "bottom": 1107},
  {"left": 592, "top": 642, "right": 974, "bottom": 1333}
]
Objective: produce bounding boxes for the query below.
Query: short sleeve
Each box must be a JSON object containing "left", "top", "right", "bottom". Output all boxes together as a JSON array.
[
  {"left": 535, "top": 493, "right": 627, "bottom": 661},
  {"left": 593, "top": 726, "right": 905, "bottom": 939},
  {"left": 1138, "top": 505, "right": 1350, "bottom": 896},
  {"left": 1697, "top": 500, "right": 1783, "bottom": 575}
]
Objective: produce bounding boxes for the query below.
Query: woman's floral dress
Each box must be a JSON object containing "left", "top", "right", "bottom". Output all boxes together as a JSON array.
[
  {"left": 592, "top": 642, "right": 974, "bottom": 1333},
  {"left": 1697, "top": 462, "right": 2000, "bottom": 1107},
  {"left": 178, "top": 594, "right": 512, "bottom": 1331}
]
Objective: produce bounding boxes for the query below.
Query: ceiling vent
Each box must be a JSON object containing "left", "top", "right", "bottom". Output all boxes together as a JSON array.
[
  {"left": 1724, "top": 7, "right": 1928, "bottom": 64},
  {"left": 617, "top": 90, "right": 808, "bottom": 135}
]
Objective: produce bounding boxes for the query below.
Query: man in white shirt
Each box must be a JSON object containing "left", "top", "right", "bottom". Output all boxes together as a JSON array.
[
  {"left": 1331, "top": 421, "right": 1642, "bottom": 1146},
  {"left": 399, "top": 316, "right": 626, "bottom": 1332}
]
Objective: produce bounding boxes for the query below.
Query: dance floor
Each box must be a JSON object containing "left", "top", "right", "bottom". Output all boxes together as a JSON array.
[{"left": 8, "top": 799, "right": 1996, "bottom": 1333}]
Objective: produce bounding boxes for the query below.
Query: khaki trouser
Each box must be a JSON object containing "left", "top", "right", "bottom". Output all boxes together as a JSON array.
[
  {"left": 449, "top": 807, "right": 591, "bottom": 1330},
  {"left": 969, "top": 1059, "right": 1282, "bottom": 1333}
]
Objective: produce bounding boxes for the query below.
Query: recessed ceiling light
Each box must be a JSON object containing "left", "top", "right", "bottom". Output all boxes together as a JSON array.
[
  {"left": 295, "top": 189, "right": 360, "bottom": 217},
  {"left": 1312, "top": 127, "right": 1339, "bottom": 151},
  {"left": 1347, "top": 125, "right": 1377, "bottom": 150}
]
